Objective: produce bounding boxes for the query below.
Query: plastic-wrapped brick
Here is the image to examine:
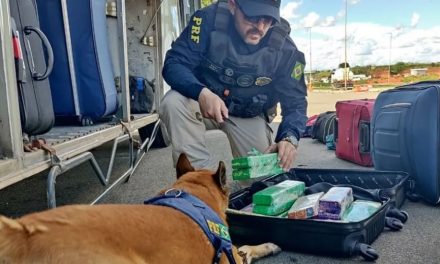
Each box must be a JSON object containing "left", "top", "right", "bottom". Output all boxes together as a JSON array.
[
  {"left": 318, "top": 187, "right": 354, "bottom": 220},
  {"left": 252, "top": 180, "right": 305, "bottom": 205},
  {"left": 232, "top": 152, "right": 283, "bottom": 180},
  {"left": 288, "top": 192, "right": 325, "bottom": 219},
  {"left": 251, "top": 180, "right": 305, "bottom": 216},
  {"left": 342, "top": 200, "right": 382, "bottom": 222}
]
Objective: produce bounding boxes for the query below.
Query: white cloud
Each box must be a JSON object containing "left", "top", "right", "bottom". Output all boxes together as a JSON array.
[
  {"left": 321, "top": 16, "right": 336, "bottom": 27},
  {"left": 281, "top": 2, "right": 302, "bottom": 20},
  {"left": 291, "top": 13, "right": 336, "bottom": 29},
  {"left": 353, "top": 39, "right": 377, "bottom": 55},
  {"left": 411, "top": 13, "right": 420, "bottom": 28},
  {"left": 291, "top": 23, "right": 440, "bottom": 70},
  {"left": 301, "top": 12, "right": 320, "bottom": 28},
  {"left": 336, "top": 10, "right": 345, "bottom": 20}
]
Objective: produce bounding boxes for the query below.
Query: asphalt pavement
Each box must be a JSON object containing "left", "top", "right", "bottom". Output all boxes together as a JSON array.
[{"left": 1, "top": 127, "right": 439, "bottom": 264}]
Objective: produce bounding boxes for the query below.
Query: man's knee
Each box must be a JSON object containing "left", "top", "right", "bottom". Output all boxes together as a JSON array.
[{"left": 159, "top": 90, "right": 187, "bottom": 117}]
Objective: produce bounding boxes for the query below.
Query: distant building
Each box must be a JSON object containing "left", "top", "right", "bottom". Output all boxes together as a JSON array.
[
  {"left": 321, "top": 78, "right": 330, "bottom": 83},
  {"left": 352, "top": 74, "right": 371, "bottom": 81},
  {"left": 410, "top": 68, "right": 428, "bottom": 76}
]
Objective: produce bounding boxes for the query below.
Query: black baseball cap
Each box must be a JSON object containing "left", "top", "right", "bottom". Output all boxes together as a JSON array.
[{"left": 235, "top": 0, "right": 281, "bottom": 23}]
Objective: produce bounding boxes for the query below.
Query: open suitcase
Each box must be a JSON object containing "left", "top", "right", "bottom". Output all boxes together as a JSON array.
[
  {"left": 335, "top": 99, "right": 375, "bottom": 166},
  {"left": 36, "top": 0, "right": 118, "bottom": 125},
  {"left": 227, "top": 169, "right": 408, "bottom": 261},
  {"left": 371, "top": 81, "right": 440, "bottom": 204},
  {"left": 9, "top": 0, "right": 55, "bottom": 136}
]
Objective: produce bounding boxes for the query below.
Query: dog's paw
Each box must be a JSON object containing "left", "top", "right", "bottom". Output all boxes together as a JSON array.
[
  {"left": 237, "top": 242, "right": 281, "bottom": 263},
  {"left": 264, "top": 242, "right": 281, "bottom": 255}
]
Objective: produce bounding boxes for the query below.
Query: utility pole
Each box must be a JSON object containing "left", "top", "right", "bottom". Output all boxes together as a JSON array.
[
  {"left": 344, "top": 0, "right": 348, "bottom": 90},
  {"left": 308, "top": 27, "right": 312, "bottom": 91},
  {"left": 388, "top": 33, "right": 392, "bottom": 84}
]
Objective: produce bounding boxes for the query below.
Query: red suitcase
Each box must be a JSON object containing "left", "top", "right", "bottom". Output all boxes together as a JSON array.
[{"left": 335, "top": 99, "right": 374, "bottom": 166}]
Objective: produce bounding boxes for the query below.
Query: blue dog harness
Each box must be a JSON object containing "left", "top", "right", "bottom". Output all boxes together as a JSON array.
[{"left": 144, "top": 189, "right": 237, "bottom": 264}]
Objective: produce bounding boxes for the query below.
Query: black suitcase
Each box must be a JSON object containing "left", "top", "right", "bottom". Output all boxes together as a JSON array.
[
  {"left": 372, "top": 81, "right": 440, "bottom": 204},
  {"left": 227, "top": 169, "right": 408, "bottom": 261},
  {"left": 9, "top": 0, "right": 55, "bottom": 135},
  {"left": 311, "top": 111, "right": 336, "bottom": 144}
]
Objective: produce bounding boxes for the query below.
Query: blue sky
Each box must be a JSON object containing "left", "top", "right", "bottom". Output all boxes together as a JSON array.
[{"left": 281, "top": 0, "right": 440, "bottom": 70}]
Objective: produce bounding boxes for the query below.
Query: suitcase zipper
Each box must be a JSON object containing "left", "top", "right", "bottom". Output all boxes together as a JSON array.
[
  {"left": 389, "top": 81, "right": 440, "bottom": 91},
  {"left": 381, "top": 103, "right": 411, "bottom": 109},
  {"left": 23, "top": 37, "right": 36, "bottom": 76}
]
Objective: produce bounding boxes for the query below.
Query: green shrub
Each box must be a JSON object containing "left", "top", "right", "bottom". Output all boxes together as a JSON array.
[{"left": 402, "top": 74, "right": 439, "bottom": 83}]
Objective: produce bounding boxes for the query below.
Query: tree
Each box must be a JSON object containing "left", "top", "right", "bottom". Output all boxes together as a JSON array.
[
  {"left": 390, "top": 62, "right": 406, "bottom": 75},
  {"left": 338, "top": 62, "right": 350, "bottom": 68}
]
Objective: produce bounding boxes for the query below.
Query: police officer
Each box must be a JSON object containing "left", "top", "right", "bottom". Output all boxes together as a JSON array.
[{"left": 159, "top": 0, "right": 307, "bottom": 173}]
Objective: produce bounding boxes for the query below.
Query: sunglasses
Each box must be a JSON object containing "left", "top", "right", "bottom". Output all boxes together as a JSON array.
[{"left": 236, "top": 3, "right": 275, "bottom": 26}]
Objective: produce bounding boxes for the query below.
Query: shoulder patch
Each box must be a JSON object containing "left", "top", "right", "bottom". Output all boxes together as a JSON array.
[
  {"left": 185, "top": 6, "right": 216, "bottom": 52},
  {"left": 291, "top": 61, "right": 305, "bottom": 80},
  {"left": 190, "top": 15, "right": 203, "bottom": 44}
]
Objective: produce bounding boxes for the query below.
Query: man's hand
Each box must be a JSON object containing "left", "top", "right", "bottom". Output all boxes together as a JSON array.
[
  {"left": 198, "top": 87, "right": 229, "bottom": 123},
  {"left": 265, "top": 141, "right": 298, "bottom": 172}
]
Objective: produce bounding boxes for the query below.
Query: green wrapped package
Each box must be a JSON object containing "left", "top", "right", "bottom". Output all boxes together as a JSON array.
[
  {"left": 252, "top": 180, "right": 305, "bottom": 206},
  {"left": 232, "top": 151, "right": 283, "bottom": 180},
  {"left": 240, "top": 203, "right": 289, "bottom": 217},
  {"left": 232, "top": 152, "right": 279, "bottom": 169},
  {"left": 342, "top": 200, "right": 382, "bottom": 222},
  {"left": 253, "top": 201, "right": 293, "bottom": 216},
  {"left": 277, "top": 210, "right": 289, "bottom": 218},
  {"left": 232, "top": 163, "right": 284, "bottom": 180}
]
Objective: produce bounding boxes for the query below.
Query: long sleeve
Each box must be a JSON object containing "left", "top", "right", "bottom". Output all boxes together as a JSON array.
[
  {"left": 162, "top": 6, "right": 216, "bottom": 100},
  {"left": 274, "top": 49, "right": 308, "bottom": 142}
]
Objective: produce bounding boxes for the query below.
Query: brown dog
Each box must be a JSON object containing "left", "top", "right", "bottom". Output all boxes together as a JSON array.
[{"left": 0, "top": 154, "right": 280, "bottom": 263}]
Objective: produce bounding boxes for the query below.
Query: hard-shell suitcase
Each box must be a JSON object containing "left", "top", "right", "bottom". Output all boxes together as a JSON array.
[
  {"left": 9, "top": 0, "right": 55, "bottom": 135},
  {"left": 371, "top": 81, "right": 440, "bottom": 204},
  {"left": 36, "top": 0, "right": 118, "bottom": 125},
  {"left": 335, "top": 99, "right": 374, "bottom": 166},
  {"left": 227, "top": 169, "right": 408, "bottom": 261}
]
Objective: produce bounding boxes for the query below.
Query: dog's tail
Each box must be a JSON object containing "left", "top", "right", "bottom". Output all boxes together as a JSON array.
[{"left": 0, "top": 215, "right": 48, "bottom": 260}]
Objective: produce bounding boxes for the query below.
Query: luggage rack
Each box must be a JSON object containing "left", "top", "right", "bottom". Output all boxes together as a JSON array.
[
  {"left": 0, "top": 113, "right": 160, "bottom": 207},
  {"left": 41, "top": 123, "right": 118, "bottom": 146},
  {"left": 0, "top": 0, "right": 164, "bottom": 208}
]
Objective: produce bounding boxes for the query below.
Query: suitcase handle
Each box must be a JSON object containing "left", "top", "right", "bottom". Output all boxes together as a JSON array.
[
  {"left": 359, "top": 121, "right": 370, "bottom": 153},
  {"left": 333, "top": 117, "right": 338, "bottom": 143},
  {"left": 23, "top": 26, "right": 53, "bottom": 81}
]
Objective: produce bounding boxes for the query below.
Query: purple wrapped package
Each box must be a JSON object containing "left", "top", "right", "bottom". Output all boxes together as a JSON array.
[{"left": 318, "top": 187, "right": 353, "bottom": 220}]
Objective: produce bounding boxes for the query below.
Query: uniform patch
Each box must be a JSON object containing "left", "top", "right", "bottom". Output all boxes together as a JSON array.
[
  {"left": 191, "top": 16, "right": 203, "bottom": 43},
  {"left": 206, "top": 219, "right": 231, "bottom": 241},
  {"left": 237, "top": 75, "right": 254, "bottom": 87},
  {"left": 255, "top": 77, "right": 272, "bottom": 86},
  {"left": 291, "top": 62, "right": 304, "bottom": 80}
]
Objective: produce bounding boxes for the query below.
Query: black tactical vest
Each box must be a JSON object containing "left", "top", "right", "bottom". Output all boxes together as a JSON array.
[{"left": 197, "top": 0, "right": 290, "bottom": 118}]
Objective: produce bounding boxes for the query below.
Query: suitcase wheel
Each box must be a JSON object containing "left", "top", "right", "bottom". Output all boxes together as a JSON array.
[
  {"left": 354, "top": 243, "right": 379, "bottom": 261},
  {"left": 387, "top": 207, "right": 409, "bottom": 223},
  {"left": 81, "top": 117, "right": 94, "bottom": 126},
  {"left": 385, "top": 217, "right": 404, "bottom": 231},
  {"left": 406, "top": 191, "right": 421, "bottom": 202}
]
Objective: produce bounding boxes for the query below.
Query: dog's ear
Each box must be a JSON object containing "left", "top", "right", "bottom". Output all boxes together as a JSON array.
[
  {"left": 214, "top": 161, "right": 227, "bottom": 191},
  {"left": 176, "top": 153, "right": 195, "bottom": 179}
]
